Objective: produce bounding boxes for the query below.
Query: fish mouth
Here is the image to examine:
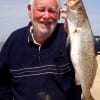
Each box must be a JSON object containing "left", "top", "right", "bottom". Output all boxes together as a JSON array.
[{"left": 65, "top": 0, "right": 80, "bottom": 9}]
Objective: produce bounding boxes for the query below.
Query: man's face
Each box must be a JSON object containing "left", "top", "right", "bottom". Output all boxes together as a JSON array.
[{"left": 28, "top": 0, "right": 59, "bottom": 36}]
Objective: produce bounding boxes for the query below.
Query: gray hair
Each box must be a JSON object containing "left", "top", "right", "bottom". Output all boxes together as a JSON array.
[
  {"left": 29, "top": 0, "right": 34, "bottom": 4},
  {"left": 29, "top": 0, "right": 60, "bottom": 8}
]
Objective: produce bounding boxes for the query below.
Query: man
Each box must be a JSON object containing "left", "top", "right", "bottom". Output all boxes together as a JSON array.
[{"left": 0, "top": 0, "right": 81, "bottom": 100}]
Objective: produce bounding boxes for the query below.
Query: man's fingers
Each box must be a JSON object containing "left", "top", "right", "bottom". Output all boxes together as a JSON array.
[{"left": 60, "top": 7, "right": 68, "bottom": 19}]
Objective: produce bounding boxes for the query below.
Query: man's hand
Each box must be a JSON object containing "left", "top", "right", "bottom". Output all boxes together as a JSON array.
[
  {"left": 60, "top": 6, "right": 68, "bottom": 20},
  {"left": 60, "top": 6, "right": 68, "bottom": 32}
]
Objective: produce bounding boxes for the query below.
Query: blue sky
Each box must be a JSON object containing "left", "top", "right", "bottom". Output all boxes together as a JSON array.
[{"left": 0, "top": 0, "right": 100, "bottom": 42}]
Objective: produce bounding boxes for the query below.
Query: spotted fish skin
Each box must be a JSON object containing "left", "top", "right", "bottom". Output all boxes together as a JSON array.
[{"left": 64, "top": 0, "right": 98, "bottom": 100}]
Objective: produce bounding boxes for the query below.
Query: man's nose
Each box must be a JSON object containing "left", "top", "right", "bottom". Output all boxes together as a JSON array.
[{"left": 43, "top": 11, "right": 50, "bottom": 18}]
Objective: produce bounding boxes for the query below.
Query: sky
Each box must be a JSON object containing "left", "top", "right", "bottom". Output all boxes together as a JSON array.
[{"left": 0, "top": 0, "right": 100, "bottom": 42}]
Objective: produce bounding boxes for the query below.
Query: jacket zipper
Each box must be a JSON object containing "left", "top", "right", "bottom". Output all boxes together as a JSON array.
[{"left": 38, "top": 45, "right": 41, "bottom": 63}]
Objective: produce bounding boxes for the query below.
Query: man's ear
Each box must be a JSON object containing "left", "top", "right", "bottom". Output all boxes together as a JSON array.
[{"left": 27, "top": 4, "right": 32, "bottom": 19}]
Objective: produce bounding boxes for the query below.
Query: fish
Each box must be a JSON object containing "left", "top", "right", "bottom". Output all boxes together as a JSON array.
[{"left": 64, "top": 0, "right": 98, "bottom": 100}]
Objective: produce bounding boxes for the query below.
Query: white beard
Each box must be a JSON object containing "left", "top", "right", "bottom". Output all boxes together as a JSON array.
[{"left": 32, "top": 19, "right": 57, "bottom": 37}]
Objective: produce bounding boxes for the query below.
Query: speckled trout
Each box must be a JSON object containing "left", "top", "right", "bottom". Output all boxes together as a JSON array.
[{"left": 64, "top": 0, "right": 98, "bottom": 100}]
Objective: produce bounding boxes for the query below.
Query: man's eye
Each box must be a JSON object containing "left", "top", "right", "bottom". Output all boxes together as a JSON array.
[
  {"left": 49, "top": 9, "right": 58, "bottom": 14},
  {"left": 38, "top": 8, "right": 45, "bottom": 12},
  {"left": 37, "top": 8, "right": 58, "bottom": 14},
  {"left": 38, "top": 9, "right": 44, "bottom": 12}
]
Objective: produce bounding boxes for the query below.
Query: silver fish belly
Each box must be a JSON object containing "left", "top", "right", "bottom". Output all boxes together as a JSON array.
[{"left": 65, "top": 0, "right": 98, "bottom": 100}]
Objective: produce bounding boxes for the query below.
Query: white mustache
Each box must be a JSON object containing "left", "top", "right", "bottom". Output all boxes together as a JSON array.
[{"left": 40, "top": 19, "right": 52, "bottom": 24}]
